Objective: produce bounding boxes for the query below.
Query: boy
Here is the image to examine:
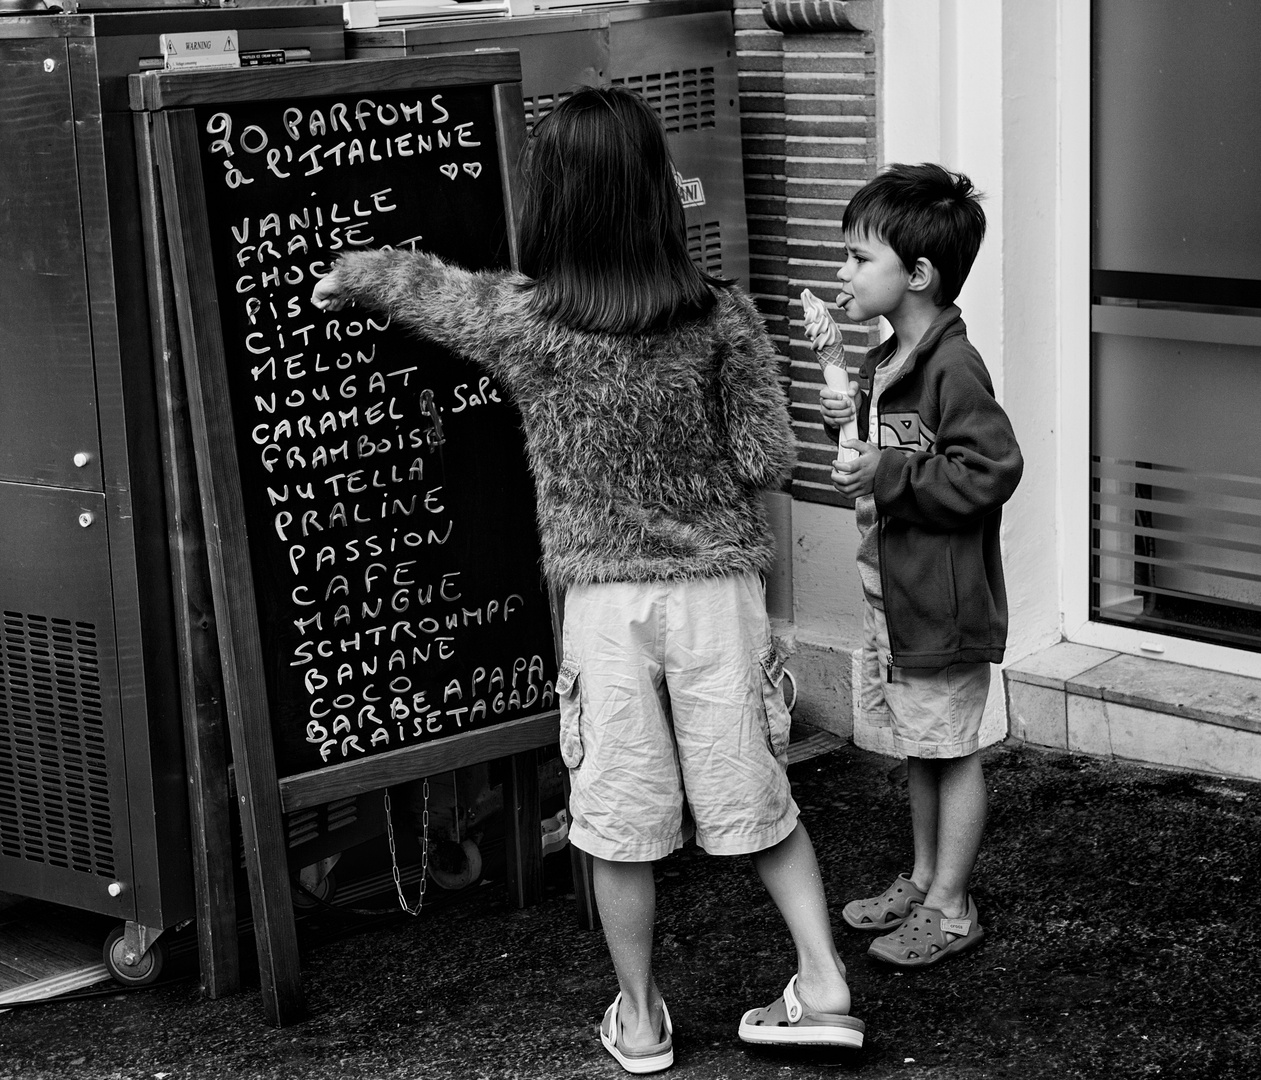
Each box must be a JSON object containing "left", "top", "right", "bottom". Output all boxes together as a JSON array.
[{"left": 807, "top": 163, "right": 1023, "bottom": 967}]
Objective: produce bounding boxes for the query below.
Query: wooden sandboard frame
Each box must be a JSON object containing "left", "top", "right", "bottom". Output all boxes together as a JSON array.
[{"left": 130, "top": 53, "right": 572, "bottom": 1026}]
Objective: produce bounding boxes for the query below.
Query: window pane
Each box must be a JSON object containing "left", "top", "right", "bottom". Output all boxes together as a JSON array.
[{"left": 1091, "top": 311, "right": 1261, "bottom": 650}]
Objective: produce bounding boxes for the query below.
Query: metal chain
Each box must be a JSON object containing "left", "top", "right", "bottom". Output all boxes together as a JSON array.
[{"left": 384, "top": 778, "right": 429, "bottom": 916}]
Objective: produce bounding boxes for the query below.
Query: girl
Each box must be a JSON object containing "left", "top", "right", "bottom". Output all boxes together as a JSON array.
[{"left": 312, "top": 85, "right": 863, "bottom": 1073}]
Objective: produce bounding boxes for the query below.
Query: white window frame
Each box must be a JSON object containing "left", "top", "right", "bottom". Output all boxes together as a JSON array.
[{"left": 1057, "top": 0, "right": 1261, "bottom": 679}]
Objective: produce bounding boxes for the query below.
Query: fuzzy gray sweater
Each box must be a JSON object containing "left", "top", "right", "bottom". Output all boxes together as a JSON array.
[{"left": 329, "top": 249, "right": 795, "bottom": 590}]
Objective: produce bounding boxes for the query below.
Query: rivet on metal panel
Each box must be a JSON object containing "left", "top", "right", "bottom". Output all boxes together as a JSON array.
[
  {"left": 43, "top": 59, "right": 56, "bottom": 73},
  {"left": 78, "top": 511, "right": 94, "bottom": 527},
  {"left": 108, "top": 882, "right": 123, "bottom": 896},
  {"left": 74, "top": 451, "right": 90, "bottom": 467}
]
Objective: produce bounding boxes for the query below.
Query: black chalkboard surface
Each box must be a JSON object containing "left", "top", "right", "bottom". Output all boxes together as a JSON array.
[
  {"left": 132, "top": 54, "right": 564, "bottom": 1026},
  {"left": 192, "top": 84, "right": 555, "bottom": 777}
]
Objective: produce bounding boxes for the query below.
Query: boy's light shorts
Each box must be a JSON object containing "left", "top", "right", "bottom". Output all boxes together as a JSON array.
[
  {"left": 558, "top": 573, "right": 799, "bottom": 862},
  {"left": 861, "top": 600, "right": 989, "bottom": 759}
]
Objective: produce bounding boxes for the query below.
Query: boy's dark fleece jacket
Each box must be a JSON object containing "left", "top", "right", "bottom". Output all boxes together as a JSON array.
[
  {"left": 327, "top": 249, "right": 795, "bottom": 591},
  {"left": 856, "top": 305, "right": 1023, "bottom": 669}
]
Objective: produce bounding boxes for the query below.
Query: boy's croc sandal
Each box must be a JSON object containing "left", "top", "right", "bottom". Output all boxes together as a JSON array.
[
  {"left": 738, "top": 974, "right": 865, "bottom": 1048},
  {"left": 867, "top": 895, "right": 985, "bottom": 967},
  {"left": 842, "top": 873, "right": 927, "bottom": 931},
  {"left": 600, "top": 992, "right": 674, "bottom": 1074}
]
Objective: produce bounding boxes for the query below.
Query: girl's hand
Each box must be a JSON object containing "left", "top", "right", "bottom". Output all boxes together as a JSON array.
[
  {"left": 819, "top": 384, "right": 857, "bottom": 430},
  {"left": 311, "top": 272, "right": 349, "bottom": 312},
  {"left": 830, "top": 441, "right": 879, "bottom": 499}
]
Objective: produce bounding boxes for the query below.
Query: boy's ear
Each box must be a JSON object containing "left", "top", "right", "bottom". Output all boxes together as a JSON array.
[{"left": 906, "top": 257, "right": 937, "bottom": 295}]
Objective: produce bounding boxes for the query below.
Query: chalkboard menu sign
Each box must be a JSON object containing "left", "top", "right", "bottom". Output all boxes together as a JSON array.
[
  {"left": 192, "top": 84, "right": 555, "bottom": 777},
  {"left": 133, "top": 56, "right": 563, "bottom": 1025}
]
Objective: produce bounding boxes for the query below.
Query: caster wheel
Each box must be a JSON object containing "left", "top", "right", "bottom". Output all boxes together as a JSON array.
[
  {"left": 427, "top": 838, "right": 482, "bottom": 890},
  {"left": 103, "top": 925, "right": 165, "bottom": 987},
  {"left": 292, "top": 870, "right": 337, "bottom": 910},
  {"left": 293, "top": 854, "right": 341, "bottom": 910}
]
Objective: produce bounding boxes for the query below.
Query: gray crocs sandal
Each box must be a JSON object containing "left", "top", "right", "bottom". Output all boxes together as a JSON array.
[
  {"left": 867, "top": 895, "right": 985, "bottom": 967},
  {"left": 841, "top": 873, "right": 927, "bottom": 931}
]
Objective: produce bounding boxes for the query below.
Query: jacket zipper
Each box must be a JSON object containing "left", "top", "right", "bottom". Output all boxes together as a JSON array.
[
  {"left": 867, "top": 317, "right": 953, "bottom": 685},
  {"left": 869, "top": 349, "right": 916, "bottom": 685},
  {"left": 870, "top": 385, "right": 896, "bottom": 683},
  {"left": 878, "top": 515, "right": 896, "bottom": 683}
]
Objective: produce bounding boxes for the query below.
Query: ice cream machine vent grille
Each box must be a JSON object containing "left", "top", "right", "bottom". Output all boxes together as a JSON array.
[{"left": 0, "top": 611, "right": 115, "bottom": 876}]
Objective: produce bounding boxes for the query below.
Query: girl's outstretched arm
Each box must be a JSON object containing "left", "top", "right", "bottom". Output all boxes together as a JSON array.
[{"left": 310, "top": 248, "right": 529, "bottom": 383}]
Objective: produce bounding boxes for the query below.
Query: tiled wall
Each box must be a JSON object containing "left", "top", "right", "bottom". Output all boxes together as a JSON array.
[{"left": 734, "top": 0, "right": 880, "bottom": 503}]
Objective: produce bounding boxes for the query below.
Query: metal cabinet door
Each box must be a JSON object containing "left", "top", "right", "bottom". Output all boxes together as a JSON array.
[
  {"left": 0, "top": 480, "right": 132, "bottom": 917},
  {"left": 608, "top": 10, "right": 750, "bottom": 287},
  {"left": 0, "top": 37, "right": 103, "bottom": 492}
]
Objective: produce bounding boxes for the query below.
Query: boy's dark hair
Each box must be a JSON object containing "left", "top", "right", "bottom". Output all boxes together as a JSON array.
[
  {"left": 842, "top": 163, "right": 986, "bottom": 306},
  {"left": 517, "top": 85, "right": 727, "bottom": 334}
]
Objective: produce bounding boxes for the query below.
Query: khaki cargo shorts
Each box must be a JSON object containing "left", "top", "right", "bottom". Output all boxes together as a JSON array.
[
  {"left": 861, "top": 599, "right": 990, "bottom": 759},
  {"left": 558, "top": 573, "right": 799, "bottom": 862}
]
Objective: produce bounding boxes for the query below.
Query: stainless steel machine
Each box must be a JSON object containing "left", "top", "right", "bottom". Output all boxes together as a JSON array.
[
  {"left": 0, "top": 4, "right": 346, "bottom": 984},
  {"left": 348, "top": 0, "right": 750, "bottom": 286}
]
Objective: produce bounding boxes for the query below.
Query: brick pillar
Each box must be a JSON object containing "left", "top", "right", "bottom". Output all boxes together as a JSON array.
[
  {"left": 758, "top": 0, "right": 879, "bottom": 505},
  {"left": 735, "top": 0, "right": 788, "bottom": 360}
]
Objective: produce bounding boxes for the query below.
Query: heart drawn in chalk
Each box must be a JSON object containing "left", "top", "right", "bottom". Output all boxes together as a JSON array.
[
  {"left": 463, "top": 162, "right": 483, "bottom": 179},
  {"left": 439, "top": 163, "right": 459, "bottom": 180}
]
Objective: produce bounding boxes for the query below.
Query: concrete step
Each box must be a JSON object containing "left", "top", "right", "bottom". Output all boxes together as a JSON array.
[{"left": 1004, "top": 642, "right": 1261, "bottom": 780}]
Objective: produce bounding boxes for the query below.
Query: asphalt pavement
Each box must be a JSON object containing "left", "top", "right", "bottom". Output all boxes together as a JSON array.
[{"left": 0, "top": 739, "right": 1257, "bottom": 1080}]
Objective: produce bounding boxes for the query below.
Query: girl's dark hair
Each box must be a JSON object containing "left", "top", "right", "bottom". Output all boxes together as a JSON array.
[
  {"left": 841, "top": 163, "right": 986, "bottom": 306},
  {"left": 517, "top": 85, "right": 728, "bottom": 334}
]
